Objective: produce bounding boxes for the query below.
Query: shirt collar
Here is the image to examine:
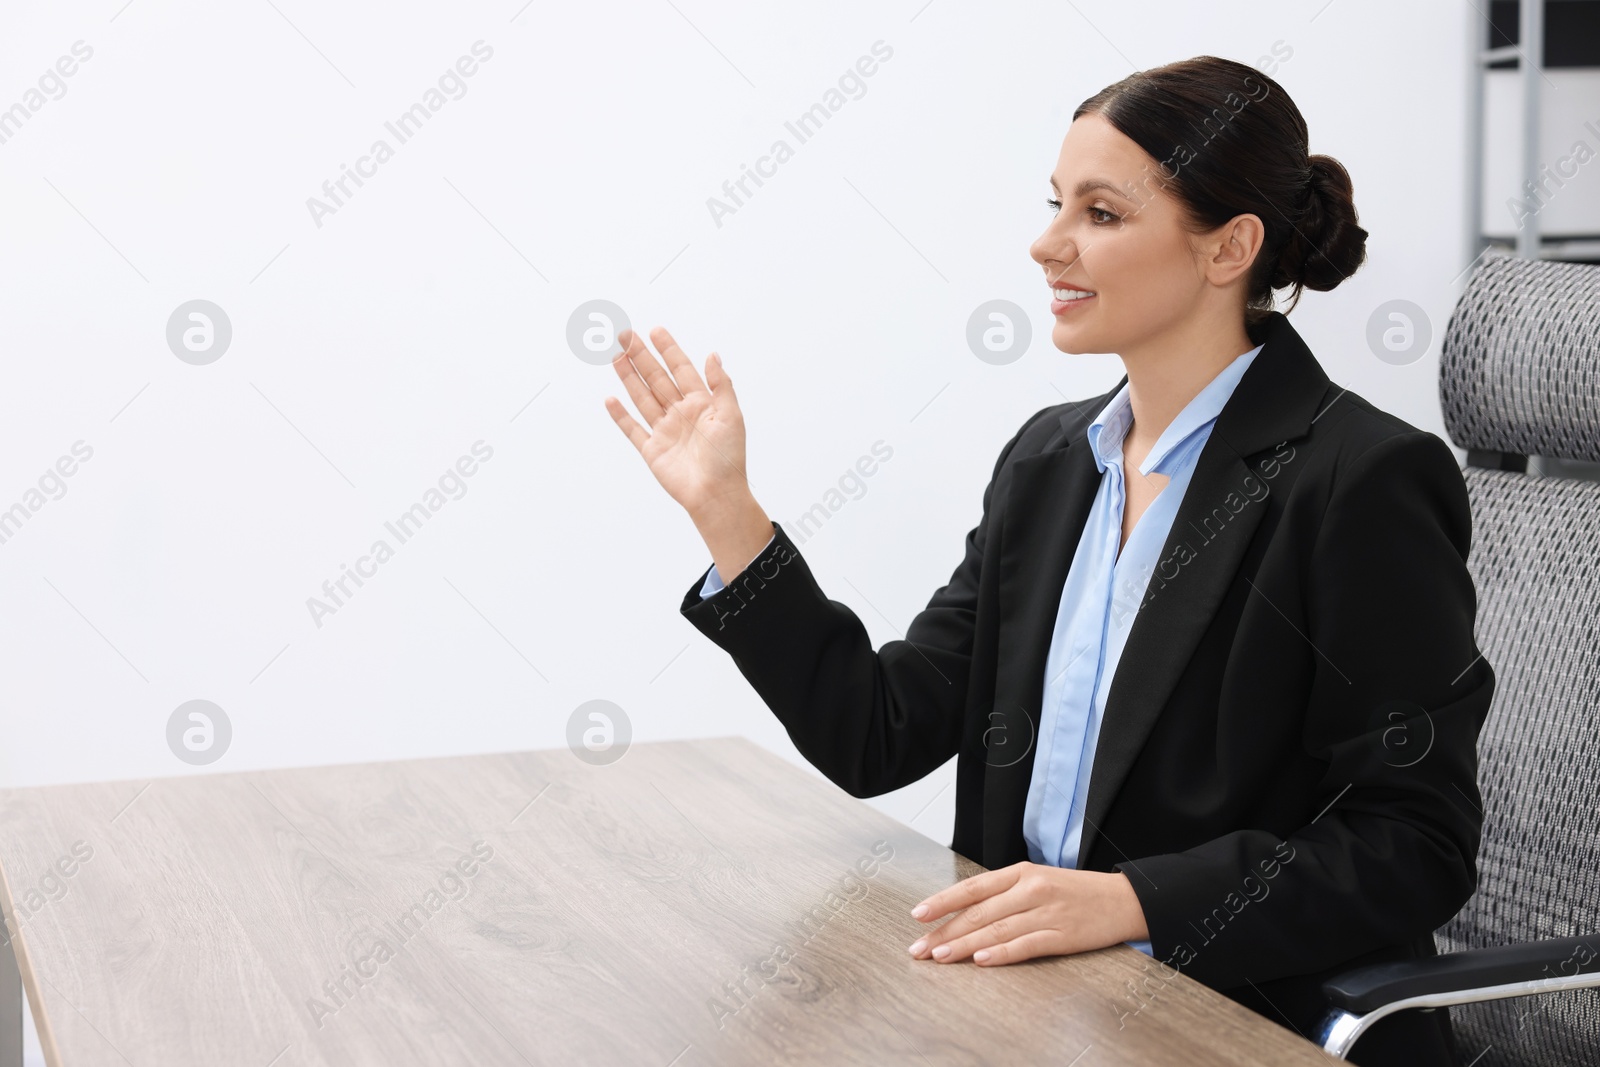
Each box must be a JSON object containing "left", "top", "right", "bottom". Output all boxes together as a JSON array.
[{"left": 1086, "top": 343, "right": 1265, "bottom": 476}]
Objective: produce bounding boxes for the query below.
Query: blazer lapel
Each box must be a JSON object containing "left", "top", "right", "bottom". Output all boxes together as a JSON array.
[
  {"left": 981, "top": 395, "right": 1111, "bottom": 870},
  {"left": 1076, "top": 312, "right": 1333, "bottom": 865}
]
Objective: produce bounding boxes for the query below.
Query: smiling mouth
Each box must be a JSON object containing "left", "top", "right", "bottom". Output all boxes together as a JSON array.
[{"left": 1049, "top": 286, "right": 1096, "bottom": 315}]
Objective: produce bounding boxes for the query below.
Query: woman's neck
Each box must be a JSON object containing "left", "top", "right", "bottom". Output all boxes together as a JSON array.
[{"left": 1119, "top": 317, "right": 1256, "bottom": 456}]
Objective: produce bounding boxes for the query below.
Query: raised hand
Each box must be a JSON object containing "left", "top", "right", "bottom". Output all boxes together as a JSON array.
[
  {"left": 604, "top": 326, "right": 749, "bottom": 515},
  {"left": 604, "top": 326, "right": 774, "bottom": 586}
]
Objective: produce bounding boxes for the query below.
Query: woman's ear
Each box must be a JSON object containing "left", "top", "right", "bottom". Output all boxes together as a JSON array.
[{"left": 1203, "top": 212, "right": 1266, "bottom": 287}]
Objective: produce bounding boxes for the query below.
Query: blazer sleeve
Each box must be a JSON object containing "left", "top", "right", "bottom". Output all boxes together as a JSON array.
[
  {"left": 678, "top": 409, "right": 1050, "bottom": 799},
  {"left": 1113, "top": 430, "right": 1493, "bottom": 988},
  {"left": 697, "top": 534, "right": 777, "bottom": 599}
]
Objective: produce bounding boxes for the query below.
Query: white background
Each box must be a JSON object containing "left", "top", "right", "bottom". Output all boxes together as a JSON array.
[
  {"left": 0, "top": 0, "right": 1488, "bottom": 841},
  {"left": 0, "top": 2, "right": 1517, "bottom": 1058}
]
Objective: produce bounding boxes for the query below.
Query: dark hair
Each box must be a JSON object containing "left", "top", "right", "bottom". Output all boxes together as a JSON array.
[{"left": 1072, "top": 55, "right": 1367, "bottom": 327}]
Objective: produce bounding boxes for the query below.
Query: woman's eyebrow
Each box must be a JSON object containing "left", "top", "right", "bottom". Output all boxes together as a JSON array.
[{"left": 1049, "top": 176, "right": 1126, "bottom": 199}]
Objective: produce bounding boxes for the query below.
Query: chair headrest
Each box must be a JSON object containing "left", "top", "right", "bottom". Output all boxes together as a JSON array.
[{"left": 1440, "top": 255, "right": 1600, "bottom": 463}]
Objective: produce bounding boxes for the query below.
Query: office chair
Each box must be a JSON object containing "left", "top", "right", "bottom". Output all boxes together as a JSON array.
[{"left": 1316, "top": 254, "right": 1600, "bottom": 1062}]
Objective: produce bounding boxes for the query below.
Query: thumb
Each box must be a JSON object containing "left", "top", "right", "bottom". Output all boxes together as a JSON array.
[{"left": 705, "top": 352, "right": 739, "bottom": 407}]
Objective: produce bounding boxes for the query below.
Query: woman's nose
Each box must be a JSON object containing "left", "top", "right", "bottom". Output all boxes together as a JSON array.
[{"left": 1031, "top": 231, "right": 1075, "bottom": 270}]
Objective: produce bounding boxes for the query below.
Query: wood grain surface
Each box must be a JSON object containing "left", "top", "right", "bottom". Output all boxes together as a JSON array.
[{"left": 0, "top": 737, "right": 1338, "bottom": 1066}]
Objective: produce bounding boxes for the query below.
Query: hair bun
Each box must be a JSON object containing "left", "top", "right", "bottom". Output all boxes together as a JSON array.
[
  {"left": 1271, "top": 154, "right": 1368, "bottom": 293},
  {"left": 1075, "top": 56, "right": 1369, "bottom": 321}
]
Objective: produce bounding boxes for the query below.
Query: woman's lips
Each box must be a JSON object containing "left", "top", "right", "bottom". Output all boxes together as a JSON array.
[{"left": 1050, "top": 293, "right": 1096, "bottom": 315}]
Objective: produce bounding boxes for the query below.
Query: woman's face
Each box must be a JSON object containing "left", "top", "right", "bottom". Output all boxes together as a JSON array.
[{"left": 1029, "top": 113, "right": 1221, "bottom": 356}]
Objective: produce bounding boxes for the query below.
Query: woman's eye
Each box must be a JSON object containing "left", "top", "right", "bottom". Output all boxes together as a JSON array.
[{"left": 1046, "top": 198, "right": 1117, "bottom": 224}]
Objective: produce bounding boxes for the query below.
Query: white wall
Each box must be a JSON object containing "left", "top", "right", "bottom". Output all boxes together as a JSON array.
[
  {"left": 1483, "top": 67, "right": 1600, "bottom": 240},
  {"left": 0, "top": 0, "right": 1479, "bottom": 856}
]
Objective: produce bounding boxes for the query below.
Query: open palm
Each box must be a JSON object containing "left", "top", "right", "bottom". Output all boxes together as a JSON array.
[{"left": 604, "top": 326, "right": 749, "bottom": 516}]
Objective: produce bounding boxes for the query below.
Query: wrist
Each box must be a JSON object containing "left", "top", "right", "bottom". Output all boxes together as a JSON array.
[
  {"left": 688, "top": 486, "right": 762, "bottom": 531},
  {"left": 689, "top": 490, "right": 774, "bottom": 588},
  {"left": 1111, "top": 871, "right": 1149, "bottom": 943}
]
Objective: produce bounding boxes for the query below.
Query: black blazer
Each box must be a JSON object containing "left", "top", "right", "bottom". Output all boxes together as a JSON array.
[{"left": 679, "top": 310, "right": 1492, "bottom": 1064}]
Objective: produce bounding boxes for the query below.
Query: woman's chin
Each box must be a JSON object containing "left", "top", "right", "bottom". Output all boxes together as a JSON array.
[{"left": 1051, "top": 320, "right": 1100, "bottom": 355}]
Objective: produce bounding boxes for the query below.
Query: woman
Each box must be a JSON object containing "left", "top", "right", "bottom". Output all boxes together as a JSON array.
[{"left": 604, "top": 56, "right": 1491, "bottom": 1067}]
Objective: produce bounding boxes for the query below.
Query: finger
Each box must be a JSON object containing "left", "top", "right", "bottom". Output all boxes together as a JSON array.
[
  {"left": 704, "top": 352, "right": 738, "bottom": 410},
  {"left": 604, "top": 395, "right": 650, "bottom": 453},
  {"left": 909, "top": 883, "right": 1033, "bottom": 959},
  {"left": 972, "top": 929, "right": 1061, "bottom": 967},
  {"left": 650, "top": 325, "right": 709, "bottom": 396},
  {"left": 925, "top": 907, "right": 1049, "bottom": 965},
  {"left": 912, "top": 864, "right": 1025, "bottom": 924},
  {"left": 612, "top": 334, "right": 665, "bottom": 426},
  {"left": 630, "top": 327, "right": 687, "bottom": 410}
]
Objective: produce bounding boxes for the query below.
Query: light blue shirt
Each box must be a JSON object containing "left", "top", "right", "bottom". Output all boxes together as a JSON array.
[
  {"left": 699, "top": 544, "right": 769, "bottom": 597},
  {"left": 1023, "top": 342, "right": 1262, "bottom": 957},
  {"left": 698, "top": 343, "right": 1263, "bottom": 959}
]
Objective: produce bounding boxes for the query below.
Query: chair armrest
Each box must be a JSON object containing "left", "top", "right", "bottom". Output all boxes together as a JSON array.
[{"left": 1323, "top": 934, "right": 1600, "bottom": 1014}]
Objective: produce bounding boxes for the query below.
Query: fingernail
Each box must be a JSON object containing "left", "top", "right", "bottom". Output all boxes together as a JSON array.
[
  {"left": 908, "top": 939, "right": 925, "bottom": 956},
  {"left": 932, "top": 945, "right": 950, "bottom": 960},
  {"left": 911, "top": 904, "right": 928, "bottom": 919},
  {"left": 974, "top": 950, "right": 990, "bottom": 963}
]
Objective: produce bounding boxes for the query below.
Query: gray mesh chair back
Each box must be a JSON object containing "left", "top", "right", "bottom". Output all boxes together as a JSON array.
[{"left": 1435, "top": 254, "right": 1600, "bottom": 1065}]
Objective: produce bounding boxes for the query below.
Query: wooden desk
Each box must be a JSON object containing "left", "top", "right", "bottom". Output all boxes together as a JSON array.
[{"left": 0, "top": 737, "right": 1337, "bottom": 1065}]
